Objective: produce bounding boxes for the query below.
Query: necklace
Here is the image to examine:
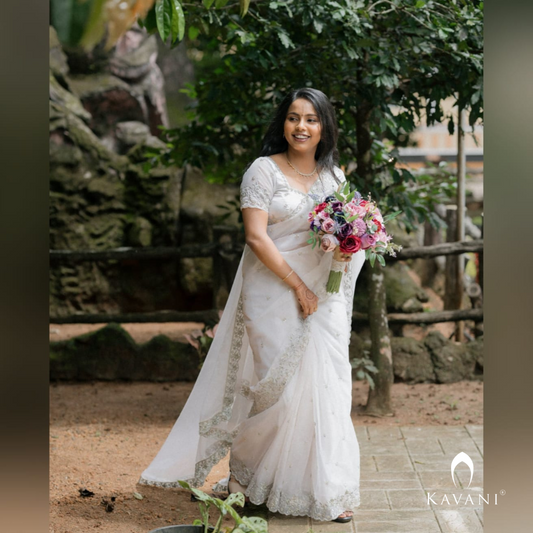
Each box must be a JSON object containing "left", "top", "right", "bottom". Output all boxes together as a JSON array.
[{"left": 286, "top": 155, "right": 317, "bottom": 178}]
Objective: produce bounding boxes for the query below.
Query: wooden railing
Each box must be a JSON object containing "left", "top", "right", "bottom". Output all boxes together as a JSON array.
[{"left": 50, "top": 232, "right": 483, "bottom": 326}]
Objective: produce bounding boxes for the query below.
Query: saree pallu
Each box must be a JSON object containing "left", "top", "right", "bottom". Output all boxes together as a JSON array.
[{"left": 139, "top": 157, "right": 366, "bottom": 521}]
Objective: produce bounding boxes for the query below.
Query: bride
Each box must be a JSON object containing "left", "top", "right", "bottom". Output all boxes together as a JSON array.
[{"left": 139, "top": 87, "right": 367, "bottom": 523}]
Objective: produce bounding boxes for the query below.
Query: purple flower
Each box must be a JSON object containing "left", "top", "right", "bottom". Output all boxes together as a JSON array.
[
  {"left": 354, "top": 218, "right": 367, "bottom": 237},
  {"left": 338, "top": 222, "right": 354, "bottom": 239},
  {"left": 331, "top": 201, "right": 344, "bottom": 213}
]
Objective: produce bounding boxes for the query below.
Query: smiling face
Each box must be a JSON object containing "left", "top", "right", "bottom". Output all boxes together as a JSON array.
[{"left": 283, "top": 98, "right": 322, "bottom": 156}]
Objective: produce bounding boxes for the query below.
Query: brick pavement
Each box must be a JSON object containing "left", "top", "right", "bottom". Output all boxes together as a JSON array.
[{"left": 266, "top": 425, "right": 484, "bottom": 533}]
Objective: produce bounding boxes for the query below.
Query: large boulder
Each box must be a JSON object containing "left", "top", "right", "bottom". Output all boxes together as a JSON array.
[
  {"left": 178, "top": 165, "right": 241, "bottom": 298},
  {"left": 424, "top": 331, "right": 476, "bottom": 383},
  {"left": 50, "top": 323, "right": 200, "bottom": 381},
  {"left": 391, "top": 337, "right": 436, "bottom": 383},
  {"left": 353, "top": 262, "right": 429, "bottom": 314}
]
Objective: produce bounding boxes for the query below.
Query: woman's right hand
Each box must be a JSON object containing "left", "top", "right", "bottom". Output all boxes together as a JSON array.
[{"left": 294, "top": 282, "right": 319, "bottom": 319}]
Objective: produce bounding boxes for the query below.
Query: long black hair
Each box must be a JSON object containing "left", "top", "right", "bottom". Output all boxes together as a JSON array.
[{"left": 259, "top": 88, "right": 339, "bottom": 177}]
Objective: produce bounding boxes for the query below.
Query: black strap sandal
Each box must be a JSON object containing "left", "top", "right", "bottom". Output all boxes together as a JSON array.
[{"left": 333, "top": 511, "right": 353, "bottom": 523}]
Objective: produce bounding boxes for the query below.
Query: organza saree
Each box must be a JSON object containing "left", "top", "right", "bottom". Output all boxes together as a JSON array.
[{"left": 139, "top": 156, "right": 366, "bottom": 521}]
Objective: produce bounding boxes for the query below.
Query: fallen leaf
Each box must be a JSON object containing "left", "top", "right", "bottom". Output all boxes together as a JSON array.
[{"left": 133, "top": 492, "right": 143, "bottom": 500}]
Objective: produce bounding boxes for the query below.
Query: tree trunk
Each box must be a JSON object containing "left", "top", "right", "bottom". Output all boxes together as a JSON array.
[
  {"left": 354, "top": 96, "right": 394, "bottom": 417},
  {"left": 364, "top": 264, "right": 395, "bottom": 416}
]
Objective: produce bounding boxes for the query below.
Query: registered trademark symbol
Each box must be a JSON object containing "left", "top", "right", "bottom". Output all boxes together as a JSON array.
[{"left": 500, "top": 489, "right": 506, "bottom": 496}]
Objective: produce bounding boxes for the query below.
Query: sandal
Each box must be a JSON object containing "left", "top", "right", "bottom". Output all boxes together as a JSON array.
[{"left": 333, "top": 510, "right": 354, "bottom": 523}]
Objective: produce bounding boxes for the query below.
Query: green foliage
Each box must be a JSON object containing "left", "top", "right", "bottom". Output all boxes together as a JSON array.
[
  {"left": 351, "top": 354, "right": 379, "bottom": 390},
  {"left": 147, "top": 0, "right": 482, "bottom": 232},
  {"left": 51, "top": 0, "right": 94, "bottom": 46},
  {"left": 178, "top": 480, "right": 268, "bottom": 533}
]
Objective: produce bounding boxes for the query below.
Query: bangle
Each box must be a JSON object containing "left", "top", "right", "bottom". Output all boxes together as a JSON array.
[
  {"left": 281, "top": 269, "right": 294, "bottom": 282},
  {"left": 293, "top": 280, "right": 305, "bottom": 291}
]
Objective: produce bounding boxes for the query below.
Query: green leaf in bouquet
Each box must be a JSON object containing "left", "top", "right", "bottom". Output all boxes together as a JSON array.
[
  {"left": 334, "top": 192, "right": 343, "bottom": 201},
  {"left": 346, "top": 190, "right": 355, "bottom": 202},
  {"left": 346, "top": 214, "right": 359, "bottom": 222},
  {"left": 377, "top": 254, "right": 386, "bottom": 267},
  {"left": 307, "top": 239, "right": 314, "bottom": 244},
  {"left": 369, "top": 253, "right": 376, "bottom": 268}
]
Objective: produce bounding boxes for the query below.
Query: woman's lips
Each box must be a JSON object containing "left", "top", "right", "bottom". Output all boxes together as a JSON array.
[{"left": 292, "top": 134, "right": 310, "bottom": 142}]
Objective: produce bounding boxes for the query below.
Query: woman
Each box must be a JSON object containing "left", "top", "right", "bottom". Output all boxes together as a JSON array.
[{"left": 139, "top": 88, "right": 366, "bottom": 523}]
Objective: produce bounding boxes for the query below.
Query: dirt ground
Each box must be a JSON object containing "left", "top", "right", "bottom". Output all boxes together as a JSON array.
[{"left": 50, "top": 379, "right": 482, "bottom": 533}]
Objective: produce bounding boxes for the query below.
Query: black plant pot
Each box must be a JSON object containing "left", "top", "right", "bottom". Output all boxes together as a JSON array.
[{"left": 148, "top": 526, "right": 215, "bottom": 533}]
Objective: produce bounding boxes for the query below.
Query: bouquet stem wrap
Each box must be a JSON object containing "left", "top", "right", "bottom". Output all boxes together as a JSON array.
[{"left": 326, "top": 248, "right": 348, "bottom": 294}]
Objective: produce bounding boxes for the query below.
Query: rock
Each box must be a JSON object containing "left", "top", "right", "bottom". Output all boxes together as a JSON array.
[
  {"left": 178, "top": 166, "right": 240, "bottom": 295},
  {"left": 50, "top": 323, "right": 200, "bottom": 381},
  {"left": 110, "top": 28, "right": 158, "bottom": 80},
  {"left": 391, "top": 337, "right": 435, "bottom": 383},
  {"left": 401, "top": 297, "right": 424, "bottom": 313},
  {"left": 115, "top": 121, "right": 167, "bottom": 155},
  {"left": 465, "top": 335, "right": 483, "bottom": 379},
  {"left": 68, "top": 73, "right": 147, "bottom": 141},
  {"left": 386, "top": 218, "right": 421, "bottom": 249},
  {"left": 424, "top": 331, "right": 476, "bottom": 383},
  {"left": 116, "top": 121, "right": 151, "bottom": 146},
  {"left": 49, "top": 26, "right": 69, "bottom": 80},
  {"left": 50, "top": 73, "right": 92, "bottom": 122},
  {"left": 127, "top": 216, "right": 153, "bottom": 247},
  {"left": 353, "top": 262, "right": 429, "bottom": 314}
]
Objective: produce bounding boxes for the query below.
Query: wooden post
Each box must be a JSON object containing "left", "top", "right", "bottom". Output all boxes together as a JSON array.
[
  {"left": 444, "top": 206, "right": 461, "bottom": 311},
  {"left": 420, "top": 217, "right": 442, "bottom": 287},
  {"left": 212, "top": 225, "right": 240, "bottom": 310},
  {"left": 455, "top": 106, "right": 466, "bottom": 342}
]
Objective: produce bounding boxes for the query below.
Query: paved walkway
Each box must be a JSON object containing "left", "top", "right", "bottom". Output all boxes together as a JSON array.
[{"left": 267, "top": 425, "right": 483, "bottom": 533}]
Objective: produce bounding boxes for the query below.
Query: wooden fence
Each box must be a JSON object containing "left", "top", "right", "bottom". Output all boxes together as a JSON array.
[{"left": 50, "top": 228, "right": 483, "bottom": 326}]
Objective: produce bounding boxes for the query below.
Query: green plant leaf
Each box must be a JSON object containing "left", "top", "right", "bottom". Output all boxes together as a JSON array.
[
  {"left": 171, "top": 0, "right": 185, "bottom": 42},
  {"left": 240, "top": 0, "right": 251, "bottom": 17},
  {"left": 155, "top": 0, "right": 172, "bottom": 42}
]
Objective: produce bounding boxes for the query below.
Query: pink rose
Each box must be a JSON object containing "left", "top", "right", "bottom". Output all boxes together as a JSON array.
[
  {"left": 361, "top": 233, "right": 378, "bottom": 250},
  {"left": 321, "top": 234, "right": 339, "bottom": 252},
  {"left": 344, "top": 202, "right": 359, "bottom": 217},
  {"left": 321, "top": 218, "right": 336, "bottom": 234}
]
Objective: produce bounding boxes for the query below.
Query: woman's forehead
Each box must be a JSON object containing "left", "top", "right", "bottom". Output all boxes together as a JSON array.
[{"left": 287, "top": 98, "right": 318, "bottom": 116}]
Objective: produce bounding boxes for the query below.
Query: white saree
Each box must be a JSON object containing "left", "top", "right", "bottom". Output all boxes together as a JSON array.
[{"left": 139, "top": 156, "right": 366, "bottom": 521}]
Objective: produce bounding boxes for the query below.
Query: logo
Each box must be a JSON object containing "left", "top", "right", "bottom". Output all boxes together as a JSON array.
[
  {"left": 426, "top": 451, "right": 503, "bottom": 506},
  {"left": 451, "top": 452, "right": 474, "bottom": 489}
]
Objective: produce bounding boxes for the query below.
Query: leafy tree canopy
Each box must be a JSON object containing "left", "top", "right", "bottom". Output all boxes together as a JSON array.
[{"left": 155, "top": 0, "right": 483, "bottom": 230}]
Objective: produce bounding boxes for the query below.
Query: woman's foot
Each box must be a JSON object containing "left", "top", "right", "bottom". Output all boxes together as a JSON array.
[
  {"left": 228, "top": 473, "right": 250, "bottom": 504},
  {"left": 333, "top": 510, "right": 354, "bottom": 523}
]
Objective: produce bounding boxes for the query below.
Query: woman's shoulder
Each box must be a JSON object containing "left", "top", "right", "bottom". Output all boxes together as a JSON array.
[{"left": 243, "top": 156, "right": 276, "bottom": 177}]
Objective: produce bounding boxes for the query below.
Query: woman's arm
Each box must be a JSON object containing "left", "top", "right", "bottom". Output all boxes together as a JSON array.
[{"left": 242, "top": 207, "right": 319, "bottom": 319}]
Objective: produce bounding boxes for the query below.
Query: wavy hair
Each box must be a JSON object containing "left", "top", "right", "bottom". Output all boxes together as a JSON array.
[{"left": 259, "top": 88, "right": 339, "bottom": 177}]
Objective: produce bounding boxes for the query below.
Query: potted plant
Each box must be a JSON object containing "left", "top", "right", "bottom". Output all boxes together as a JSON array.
[{"left": 148, "top": 481, "right": 268, "bottom": 533}]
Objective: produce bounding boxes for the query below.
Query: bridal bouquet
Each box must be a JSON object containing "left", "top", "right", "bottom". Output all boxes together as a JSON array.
[{"left": 308, "top": 182, "right": 402, "bottom": 293}]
